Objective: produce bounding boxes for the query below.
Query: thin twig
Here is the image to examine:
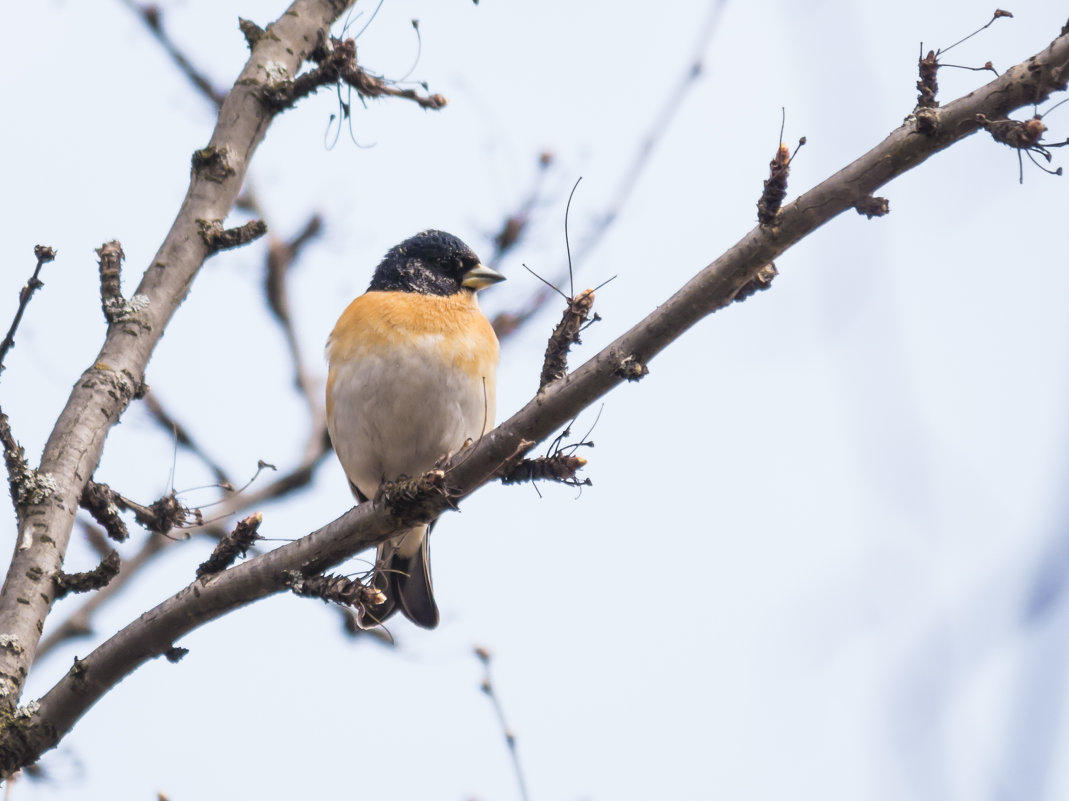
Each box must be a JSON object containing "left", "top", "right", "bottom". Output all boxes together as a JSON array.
[
  {"left": 53, "top": 552, "right": 121, "bottom": 601},
  {"left": 120, "top": 0, "right": 226, "bottom": 107},
  {"left": 487, "top": 152, "right": 555, "bottom": 268},
  {"left": 142, "top": 392, "right": 231, "bottom": 486},
  {"left": 196, "top": 513, "right": 264, "bottom": 577},
  {"left": 476, "top": 647, "right": 531, "bottom": 801},
  {"left": 263, "top": 36, "right": 447, "bottom": 111},
  {"left": 495, "top": 0, "right": 727, "bottom": 335},
  {"left": 35, "top": 535, "right": 169, "bottom": 662},
  {"left": 538, "top": 289, "right": 596, "bottom": 390},
  {"left": 197, "top": 219, "right": 268, "bottom": 254},
  {"left": 264, "top": 216, "right": 328, "bottom": 449},
  {"left": 0, "top": 246, "right": 55, "bottom": 374}
]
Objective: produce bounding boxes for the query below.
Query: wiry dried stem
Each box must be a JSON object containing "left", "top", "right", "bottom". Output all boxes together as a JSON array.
[
  {"left": 263, "top": 35, "right": 447, "bottom": 111},
  {"left": 0, "top": 245, "right": 54, "bottom": 374}
]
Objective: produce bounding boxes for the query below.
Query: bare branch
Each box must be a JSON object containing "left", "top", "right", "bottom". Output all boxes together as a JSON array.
[
  {"left": 53, "top": 552, "right": 121, "bottom": 601},
  {"left": 196, "top": 513, "right": 264, "bottom": 577},
  {"left": 0, "top": 0, "right": 355, "bottom": 718},
  {"left": 486, "top": 151, "right": 555, "bottom": 268},
  {"left": 538, "top": 289, "right": 596, "bottom": 390},
  {"left": 476, "top": 647, "right": 531, "bottom": 801},
  {"left": 0, "top": 245, "right": 54, "bottom": 374},
  {"left": 79, "top": 481, "right": 129, "bottom": 543},
  {"left": 917, "top": 9, "right": 1016, "bottom": 109},
  {"left": 80, "top": 480, "right": 201, "bottom": 537},
  {"left": 498, "top": 453, "right": 588, "bottom": 487},
  {"left": 263, "top": 36, "right": 447, "bottom": 111},
  {"left": 263, "top": 216, "right": 328, "bottom": 457},
  {"left": 35, "top": 535, "right": 169, "bottom": 662},
  {"left": 95, "top": 241, "right": 128, "bottom": 326},
  {"left": 854, "top": 196, "right": 891, "bottom": 218},
  {"left": 141, "top": 392, "right": 231, "bottom": 486},
  {"left": 286, "top": 571, "right": 385, "bottom": 622},
  {"left": 120, "top": 0, "right": 227, "bottom": 107},
  {"left": 197, "top": 218, "right": 268, "bottom": 254}
]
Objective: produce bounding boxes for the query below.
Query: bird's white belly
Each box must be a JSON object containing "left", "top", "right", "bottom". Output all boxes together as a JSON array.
[{"left": 327, "top": 335, "right": 494, "bottom": 499}]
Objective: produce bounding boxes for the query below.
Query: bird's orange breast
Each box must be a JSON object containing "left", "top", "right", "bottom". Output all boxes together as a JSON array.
[{"left": 325, "top": 290, "right": 499, "bottom": 421}]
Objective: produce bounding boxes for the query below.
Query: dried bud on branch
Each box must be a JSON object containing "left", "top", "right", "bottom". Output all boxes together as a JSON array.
[
  {"left": 80, "top": 481, "right": 202, "bottom": 539},
  {"left": 732, "top": 263, "right": 779, "bottom": 304},
  {"left": 80, "top": 481, "right": 129, "bottom": 543},
  {"left": 499, "top": 453, "right": 589, "bottom": 487},
  {"left": 378, "top": 470, "right": 450, "bottom": 527},
  {"left": 285, "top": 571, "right": 386, "bottom": 630},
  {"left": 96, "top": 241, "right": 125, "bottom": 325},
  {"left": 854, "top": 196, "right": 891, "bottom": 218},
  {"left": 540, "top": 289, "right": 596, "bottom": 390},
  {"left": 196, "top": 513, "right": 264, "bottom": 577},
  {"left": 757, "top": 137, "right": 804, "bottom": 228}
]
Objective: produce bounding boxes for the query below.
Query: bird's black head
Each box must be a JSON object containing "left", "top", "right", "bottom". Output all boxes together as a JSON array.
[{"left": 368, "top": 230, "right": 504, "bottom": 296}]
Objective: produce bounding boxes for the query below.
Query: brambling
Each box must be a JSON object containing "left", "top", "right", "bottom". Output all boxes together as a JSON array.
[{"left": 326, "top": 230, "right": 505, "bottom": 629}]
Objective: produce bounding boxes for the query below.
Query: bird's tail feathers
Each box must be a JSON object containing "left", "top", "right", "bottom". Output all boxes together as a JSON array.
[{"left": 358, "top": 525, "right": 439, "bottom": 630}]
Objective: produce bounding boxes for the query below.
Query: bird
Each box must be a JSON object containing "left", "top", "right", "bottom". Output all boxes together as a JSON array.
[{"left": 325, "top": 230, "right": 505, "bottom": 629}]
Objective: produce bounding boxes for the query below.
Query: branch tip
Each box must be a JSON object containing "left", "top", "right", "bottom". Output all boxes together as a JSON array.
[
  {"left": 539, "top": 289, "right": 597, "bottom": 390},
  {"left": 53, "top": 551, "right": 121, "bottom": 600},
  {"left": 757, "top": 135, "right": 804, "bottom": 227},
  {"left": 80, "top": 481, "right": 129, "bottom": 543},
  {"left": 286, "top": 571, "right": 386, "bottom": 615},
  {"left": 615, "top": 354, "right": 649, "bottom": 382},
  {"left": 261, "top": 35, "right": 447, "bottom": 112},
  {"left": 80, "top": 481, "right": 201, "bottom": 539},
  {"left": 0, "top": 246, "right": 54, "bottom": 374},
  {"left": 196, "top": 513, "right": 264, "bottom": 577},
  {"left": 499, "top": 453, "right": 589, "bottom": 487},
  {"left": 164, "top": 646, "right": 189, "bottom": 664},
  {"left": 95, "top": 241, "right": 127, "bottom": 326},
  {"left": 854, "top": 196, "right": 890, "bottom": 218},
  {"left": 239, "top": 17, "right": 265, "bottom": 49},
  {"left": 197, "top": 218, "right": 268, "bottom": 254}
]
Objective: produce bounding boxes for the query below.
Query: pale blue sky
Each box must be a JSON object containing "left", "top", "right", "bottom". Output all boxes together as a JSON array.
[{"left": 2, "top": 1, "right": 1069, "bottom": 799}]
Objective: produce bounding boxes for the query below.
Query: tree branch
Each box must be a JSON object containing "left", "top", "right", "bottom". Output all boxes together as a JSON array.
[
  {"left": 0, "top": 0, "right": 354, "bottom": 719},
  {"left": 0, "top": 246, "right": 54, "bottom": 374},
  {"left": 4, "top": 27, "right": 1066, "bottom": 774}
]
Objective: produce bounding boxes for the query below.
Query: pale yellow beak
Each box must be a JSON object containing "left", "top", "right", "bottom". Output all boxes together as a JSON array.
[{"left": 461, "top": 263, "right": 506, "bottom": 290}]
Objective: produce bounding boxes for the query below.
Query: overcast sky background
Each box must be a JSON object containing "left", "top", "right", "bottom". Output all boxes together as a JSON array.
[{"left": 3, "top": 1, "right": 1069, "bottom": 799}]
